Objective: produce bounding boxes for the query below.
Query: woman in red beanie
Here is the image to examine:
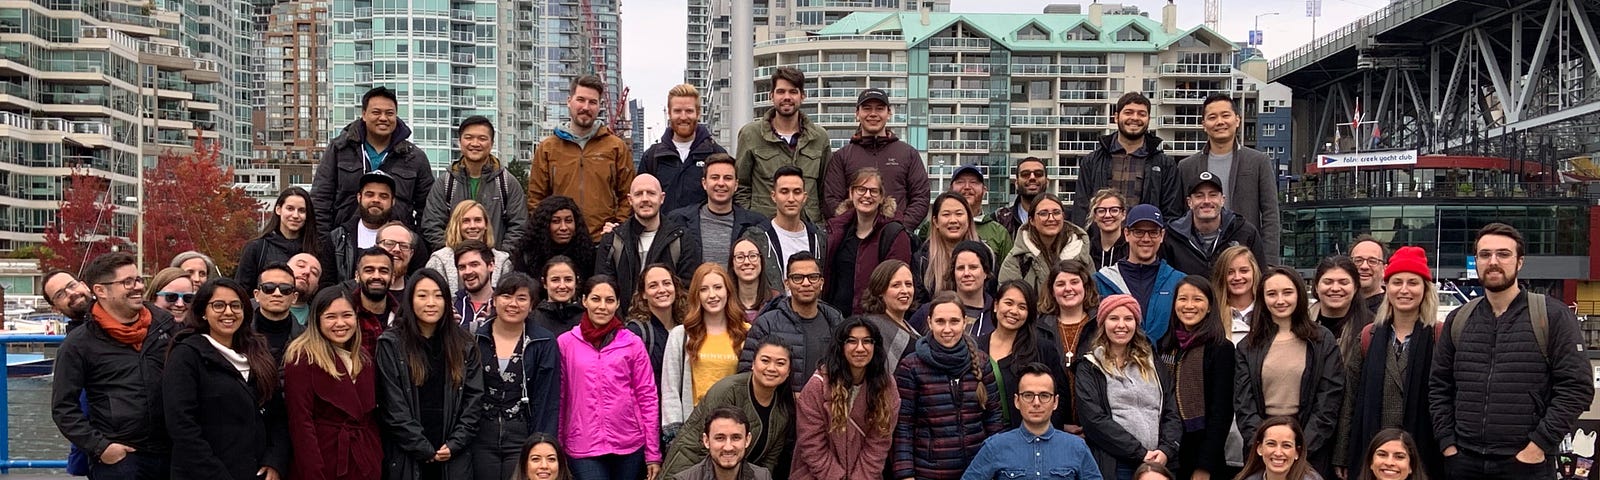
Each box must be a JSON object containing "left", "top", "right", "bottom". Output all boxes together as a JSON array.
[
  {"left": 1076, "top": 294, "right": 1182, "bottom": 480},
  {"left": 1236, "top": 266, "right": 1344, "bottom": 479},
  {"left": 1334, "top": 246, "right": 1444, "bottom": 479}
]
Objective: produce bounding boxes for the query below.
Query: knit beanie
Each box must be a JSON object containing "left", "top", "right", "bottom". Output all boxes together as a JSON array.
[
  {"left": 1384, "top": 246, "right": 1433, "bottom": 282},
  {"left": 1097, "top": 294, "right": 1143, "bottom": 327},
  {"left": 952, "top": 240, "right": 993, "bottom": 274}
]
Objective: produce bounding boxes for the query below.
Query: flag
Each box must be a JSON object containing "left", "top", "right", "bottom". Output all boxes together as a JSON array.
[
  {"left": 1333, "top": 124, "right": 1342, "bottom": 153},
  {"left": 1351, "top": 98, "right": 1362, "bottom": 131}
]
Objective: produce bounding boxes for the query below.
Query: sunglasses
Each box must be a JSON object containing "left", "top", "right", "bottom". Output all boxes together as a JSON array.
[
  {"left": 157, "top": 291, "right": 194, "bottom": 304},
  {"left": 257, "top": 282, "right": 297, "bottom": 296}
]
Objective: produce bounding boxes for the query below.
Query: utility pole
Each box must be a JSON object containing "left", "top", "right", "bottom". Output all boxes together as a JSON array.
[{"left": 730, "top": 0, "right": 753, "bottom": 152}]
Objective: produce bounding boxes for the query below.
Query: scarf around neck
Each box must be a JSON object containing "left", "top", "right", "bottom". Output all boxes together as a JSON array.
[
  {"left": 204, "top": 334, "right": 252, "bottom": 381},
  {"left": 92, "top": 303, "right": 152, "bottom": 350},
  {"left": 579, "top": 312, "right": 622, "bottom": 348},
  {"left": 916, "top": 335, "right": 972, "bottom": 377}
]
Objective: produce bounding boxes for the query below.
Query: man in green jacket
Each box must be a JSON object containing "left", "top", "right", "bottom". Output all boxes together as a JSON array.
[
  {"left": 950, "top": 164, "right": 1013, "bottom": 261},
  {"left": 735, "top": 67, "right": 830, "bottom": 223}
]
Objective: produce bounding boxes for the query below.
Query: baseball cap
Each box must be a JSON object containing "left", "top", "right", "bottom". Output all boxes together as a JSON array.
[
  {"left": 856, "top": 88, "right": 889, "bottom": 107},
  {"left": 360, "top": 170, "right": 397, "bottom": 191},
  {"left": 1187, "top": 170, "right": 1224, "bottom": 195},
  {"left": 1124, "top": 204, "right": 1165, "bottom": 228},
  {"left": 952, "top": 164, "right": 984, "bottom": 183}
]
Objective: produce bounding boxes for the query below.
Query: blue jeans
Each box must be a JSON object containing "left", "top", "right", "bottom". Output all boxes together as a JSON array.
[
  {"left": 570, "top": 449, "right": 645, "bottom": 480},
  {"left": 89, "top": 451, "right": 168, "bottom": 480}
]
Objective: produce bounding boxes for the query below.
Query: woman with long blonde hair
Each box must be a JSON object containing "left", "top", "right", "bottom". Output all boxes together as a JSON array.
[
  {"left": 1212, "top": 245, "right": 1261, "bottom": 342},
  {"left": 660, "top": 263, "right": 749, "bottom": 435},
  {"left": 1076, "top": 294, "right": 1181, "bottom": 480},
  {"left": 284, "top": 287, "right": 382, "bottom": 480},
  {"left": 424, "top": 200, "right": 512, "bottom": 294}
]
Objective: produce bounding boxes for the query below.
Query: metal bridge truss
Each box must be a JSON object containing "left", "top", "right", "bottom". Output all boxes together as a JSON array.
[{"left": 1293, "top": 0, "right": 1600, "bottom": 165}]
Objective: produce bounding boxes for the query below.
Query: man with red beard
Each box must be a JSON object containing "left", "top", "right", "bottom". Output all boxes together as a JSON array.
[
  {"left": 643, "top": 84, "right": 729, "bottom": 215},
  {"left": 1072, "top": 92, "right": 1185, "bottom": 225},
  {"left": 1431, "top": 223, "right": 1591, "bottom": 480}
]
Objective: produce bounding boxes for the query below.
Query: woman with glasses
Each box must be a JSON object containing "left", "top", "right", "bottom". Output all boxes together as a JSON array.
[
  {"left": 999, "top": 193, "right": 1093, "bottom": 300},
  {"left": 1086, "top": 188, "right": 1129, "bottom": 270},
  {"left": 531, "top": 256, "right": 584, "bottom": 336},
  {"left": 473, "top": 272, "right": 562, "bottom": 480},
  {"left": 1236, "top": 267, "right": 1344, "bottom": 478},
  {"left": 377, "top": 269, "right": 483, "bottom": 480},
  {"left": 1156, "top": 275, "right": 1235, "bottom": 480},
  {"left": 237, "top": 187, "right": 333, "bottom": 292},
  {"left": 163, "top": 278, "right": 287, "bottom": 480},
  {"left": 914, "top": 192, "right": 978, "bottom": 304},
  {"left": 860, "top": 260, "right": 919, "bottom": 372},
  {"left": 660, "top": 264, "right": 747, "bottom": 446},
  {"left": 824, "top": 167, "right": 913, "bottom": 315},
  {"left": 980, "top": 280, "right": 1067, "bottom": 429},
  {"left": 729, "top": 234, "right": 778, "bottom": 322},
  {"left": 147, "top": 267, "right": 197, "bottom": 322},
  {"left": 792, "top": 318, "right": 898, "bottom": 480},
  {"left": 284, "top": 287, "right": 383, "bottom": 480},
  {"left": 1077, "top": 294, "right": 1181, "bottom": 480},
  {"left": 424, "top": 200, "right": 513, "bottom": 295}
]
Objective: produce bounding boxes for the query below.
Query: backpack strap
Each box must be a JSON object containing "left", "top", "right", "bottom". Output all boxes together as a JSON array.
[
  {"left": 987, "top": 357, "right": 1009, "bottom": 425},
  {"left": 610, "top": 233, "right": 624, "bottom": 270},
  {"left": 877, "top": 221, "right": 903, "bottom": 261},
  {"left": 669, "top": 230, "right": 682, "bottom": 268},
  {"left": 444, "top": 174, "right": 456, "bottom": 202},
  {"left": 1449, "top": 297, "right": 1486, "bottom": 351},
  {"left": 1528, "top": 292, "right": 1549, "bottom": 363},
  {"left": 1359, "top": 322, "right": 1375, "bottom": 355},
  {"left": 497, "top": 171, "right": 510, "bottom": 204}
]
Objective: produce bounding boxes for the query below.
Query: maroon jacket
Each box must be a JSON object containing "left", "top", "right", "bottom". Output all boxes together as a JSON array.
[
  {"left": 824, "top": 212, "right": 913, "bottom": 315},
  {"left": 284, "top": 354, "right": 381, "bottom": 480},
  {"left": 822, "top": 131, "right": 931, "bottom": 226}
]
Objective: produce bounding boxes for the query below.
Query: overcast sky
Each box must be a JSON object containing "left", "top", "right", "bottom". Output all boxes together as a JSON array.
[{"left": 618, "top": 0, "right": 1386, "bottom": 140}]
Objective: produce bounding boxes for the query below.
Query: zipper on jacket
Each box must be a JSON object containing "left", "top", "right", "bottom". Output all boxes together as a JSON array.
[{"left": 951, "top": 377, "right": 966, "bottom": 448}]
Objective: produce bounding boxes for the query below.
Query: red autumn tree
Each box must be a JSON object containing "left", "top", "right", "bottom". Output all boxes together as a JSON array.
[
  {"left": 141, "top": 132, "right": 263, "bottom": 276},
  {"left": 39, "top": 168, "right": 129, "bottom": 273}
]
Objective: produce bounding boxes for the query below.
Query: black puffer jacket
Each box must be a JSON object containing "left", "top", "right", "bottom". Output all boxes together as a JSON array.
[
  {"left": 1429, "top": 291, "right": 1593, "bottom": 456},
  {"left": 595, "top": 216, "right": 702, "bottom": 315},
  {"left": 1075, "top": 350, "right": 1184, "bottom": 480},
  {"left": 312, "top": 119, "right": 433, "bottom": 235},
  {"left": 738, "top": 297, "right": 845, "bottom": 393}
]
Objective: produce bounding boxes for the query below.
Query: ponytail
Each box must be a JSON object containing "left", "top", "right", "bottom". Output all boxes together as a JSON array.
[{"left": 966, "top": 336, "right": 987, "bottom": 407}]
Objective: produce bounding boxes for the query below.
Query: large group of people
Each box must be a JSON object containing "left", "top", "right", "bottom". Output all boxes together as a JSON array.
[{"left": 40, "top": 68, "right": 1593, "bottom": 480}]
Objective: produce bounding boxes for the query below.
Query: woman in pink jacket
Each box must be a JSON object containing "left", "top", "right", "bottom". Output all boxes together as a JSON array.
[
  {"left": 792, "top": 317, "right": 900, "bottom": 479},
  {"left": 558, "top": 275, "right": 661, "bottom": 480}
]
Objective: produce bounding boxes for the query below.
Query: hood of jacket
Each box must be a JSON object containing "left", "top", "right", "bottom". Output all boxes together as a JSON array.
[
  {"left": 333, "top": 118, "right": 415, "bottom": 153},
  {"left": 1097, "top": 131, "right": 1166, "bottom": 155},
  {"left": 1166, "top": 207, "right": 1242, "bottom": 242},
  {"left": 447, "top": 154, "right": 504, "bottom": 181},
  {"left": 848, "top": 129, "right": 901, "bottom": 151},
  {"left": 553, "top": 123, "right": 614, "bottom": 144},
  {"left": 1012, "top": 222, "right": 1090, "bottom": 258}
]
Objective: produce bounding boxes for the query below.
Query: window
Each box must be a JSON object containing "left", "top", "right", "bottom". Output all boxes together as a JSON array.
[
  {"left": 1016, "top": 24, "right": 1048, "bottom": 41},
  {"left": 1064, "top": 24, "right": 1098, "bottom": 41},
  {"left": 1028, "top": 131, "right": 1050, "bottom": 151},
  {"left": 1115, "top": 26, "right": 1148, "bottom": 42}
]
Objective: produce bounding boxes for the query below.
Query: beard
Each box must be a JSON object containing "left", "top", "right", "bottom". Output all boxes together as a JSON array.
[
  {"left": 362, "top": 282, "right": 389, "bottom": 301},
  {"left": 359, "top": 206, "right": 392, "bottom": 227},
  {"left": 1482, "top": 267, "right": 1518, "bottom": 292},
  {"left": 1117, "top": 122, "right": 1146, "bottom": 140}
]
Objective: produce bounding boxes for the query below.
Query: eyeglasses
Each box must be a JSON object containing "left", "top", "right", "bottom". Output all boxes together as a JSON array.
[
  {"left": 97, "top": 276, "right": 144, "bottom": 289},
  {"left": 1092, "top": 206, "right": 1124, "bottom": 216},
  {"left": 851, "top": 186, "right": 882, "bottom": 197},
  {"left": 50, "top": 280, "right": 81, "bottom": 302},
  {"left": 207, "top": 301, "right": 245, "bottom": 313},
  {"left": 786, "top": 273, "right": 824, "bottom": 284},
  {"left": 1016, "top": 392, "right": 1057, "bottom": 403},
  {"left": 377, "top": 239, "right": 413, "bottom": 253},
  {"left": 1352, "top": 257, "right": 1386, "bottom": 267},
  {"left": 1034, "top": 209, "right": 1063, "bottom": 220},
  {"left": 1475, "top": 250, "right": 1517, "bottom": 262},
  {"left": 844, "top": 337, "right": 875, "bottom": 347},
  {"left": 1126, "top": 229, "right": 1162, "bottom": 239},
  {"left": 257, "top": 282, "right": 296, "bottom": 296},
  {"left": 733, "top": 253, "right": 762, "bottom": 263},
  {"left": 157, "top": 292, "right": 195, "bottom": 304}
]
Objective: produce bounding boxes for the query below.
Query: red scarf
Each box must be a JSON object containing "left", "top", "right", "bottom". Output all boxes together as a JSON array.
[
  {"left": 92, "top": 303, "right": 152, "bottom": 350},
  {"left": 579, "top": 312, "right": 622, "bottom": 348}
]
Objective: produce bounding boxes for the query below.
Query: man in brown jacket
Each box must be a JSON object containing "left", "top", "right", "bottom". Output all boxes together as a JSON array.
[{"left": 526, "top": 74, "right": 635, "bottom": 241}]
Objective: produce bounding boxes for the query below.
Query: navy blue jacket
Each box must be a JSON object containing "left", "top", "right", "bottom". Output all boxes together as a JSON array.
[{"left": 640, "top": 124, "right": 728, "bottom": 214}]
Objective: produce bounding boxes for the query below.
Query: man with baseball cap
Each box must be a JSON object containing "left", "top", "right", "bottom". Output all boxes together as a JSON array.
[
  {"left": 822, "top": 87, "right": 929, "bottom": 226},
  {"left": 1093, "top": 204, "right": 1184, "bottom": 342},
  {"left": 950, "top": 164, "right": 1012, "bottom": 259},
  {"left": 327, "top": 170, "right": 403, "bottom": 279},
  {"left": 1163, "top": 169, "right": 1266, "bottom": 276}
]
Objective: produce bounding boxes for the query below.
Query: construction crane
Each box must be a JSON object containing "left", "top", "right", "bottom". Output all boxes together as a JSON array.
[
  {"left": 1204, "top": 0, "right": 1220, "bottom": 30},
  {"left": 576, "top": 0, "right": 629, "bottom": 133}
]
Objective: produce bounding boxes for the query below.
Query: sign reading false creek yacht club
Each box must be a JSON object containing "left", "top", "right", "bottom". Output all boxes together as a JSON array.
[{"left": 1316, "top": 150, "right": 1420, "bottom": 169}]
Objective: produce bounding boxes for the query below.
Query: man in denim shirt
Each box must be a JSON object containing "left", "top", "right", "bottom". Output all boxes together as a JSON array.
[{"left": 962, "top": 362, "right": 1103, "bottom": 480}]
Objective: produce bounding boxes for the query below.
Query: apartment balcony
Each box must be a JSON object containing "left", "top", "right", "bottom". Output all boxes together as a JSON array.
[
  {"left": 1010, "top": 115, "right": 1062, "bottom": 127},
  {"left": 450, "top": 9, "right": 474, "bottom": 22},
  {"left": 754, "top": 61, "right": 906, "bottom": 77},
  {"left": 927, "top": 63, "right": 991, "bottom": 76},
  {"left": 756, "top": 88, "right": 907, "bottom": 104},
  {"left": 927, "top": 139, "right": 1000, "bottom": 153},
  {"left": 1165, "top": 140, "right": 1207, "bottom": 152},
  {"left": 450, "top": 31, "right": 476, "bottom": 43},
  {"left": 808, "top": 113, "right": 906, "bottom": 124},
  {"left": 1159, "top": 89, "right": 1210, "bottom": 104},
  {"left": 1056, "top": 89, "right": 1111, "bottom": 102},
  {"left": 1059, "top": 140, "right": 1098, "bottom": 153},
  {"left": 754, "top": 35, "right": 903, "bottom": 49},
  {"left": 451, "top": 52, "right": 475, "bottom": 65},
  {"left": 135, "top": 41, "right": 195, "bottom": 72},
  {"left": 928, "top": 89, "right": 993, "bottom": 103},
  {"left": 925, "top": 37, "right": 992, "bottom": 52},
  {"left": 1060, "top": 64, "right": 1110, "bottom": 76},
  {"left": 928, "top": 114, "right": 992, "bottom": 127},
  {"left": 78, "top": 26, "right": 139, "bottom": 53},
  {"left": 1160, "top": 114, "right": 1204, "bottom": 127},
  {"left": 450, "top": 73, "right": 475, "bottom": 85},
  {"left": 1159, "top": 63, "right": 1232, "bottom": 77}
]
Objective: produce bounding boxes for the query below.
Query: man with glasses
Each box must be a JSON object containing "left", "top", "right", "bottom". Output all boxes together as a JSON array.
[
  {"left": 822, "top": 88, "right": 930, "bottom": 227},
  {"left": 1094, "top": 204, "right": 1184, "bottom": 342},
  {"left": 1431, "top": 223, "right": 1592, "bottom": 480},
  {"left": 995, "top": 157, "right": 1051, "bottom": 235},
  {"left": 1163, "top": 170, "right": 1265, "bottom": 276},
  {"left": 43, "top": 270, "right": 94, "bottom": 328},
  {"left": 376, "top": 221, "right": 422, "bottom": 290},
  {"left": 962, "top": 362, "right": 1099, "bottom": 480},
  {"left": 1350, "top": 236, "right": 1389, "bottom": 314},
  {"left": 51, "top": 252, "right": 178, "bottom": 479},
  {"left": 252, "top": 263, "right": 303, "bottom": 364},
  {"left": 740, "top": 251, "right": 844, "bottom": 392},
  {"left": 667, "top": 153, "right": 765, "bottom": 272},
  {"left": 329, "top": 170, "right": 403, "bottom": 280}
]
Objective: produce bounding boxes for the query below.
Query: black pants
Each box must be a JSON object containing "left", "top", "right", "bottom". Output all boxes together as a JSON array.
[
  {"left": 89, "top": 451, "right": 168, "bottom": 480},
  {"left": 472, "top": 415, "right": 530, "bottom": 480},
  {"left": 1447, "top": 449, "right": 1556, "bottom": 480}
]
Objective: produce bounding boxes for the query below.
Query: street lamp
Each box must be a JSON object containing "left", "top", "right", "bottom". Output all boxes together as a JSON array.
[{"left": 1253, "top": 12, "right": 1280, "bottom": 48}]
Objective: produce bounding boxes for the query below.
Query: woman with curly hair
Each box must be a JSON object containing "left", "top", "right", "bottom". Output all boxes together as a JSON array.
[
  {"left": 625, "top": 263, "right": 690, "bottom": 383},
  {"left": 791, "top": 318, "right": 898, "bottom": 479},
  {"left": 514, "top": 196, "right": 593, "bottom": 280}
]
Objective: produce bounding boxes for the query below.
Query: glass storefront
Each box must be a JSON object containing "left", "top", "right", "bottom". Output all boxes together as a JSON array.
[{"left": 1281, "top": 203, "right": 1588, "bottom": 269}]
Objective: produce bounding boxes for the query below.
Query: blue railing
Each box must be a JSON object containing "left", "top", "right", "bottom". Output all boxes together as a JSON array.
[{"left": 0, "top": 334, "right": 68, "bottom": 472}]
